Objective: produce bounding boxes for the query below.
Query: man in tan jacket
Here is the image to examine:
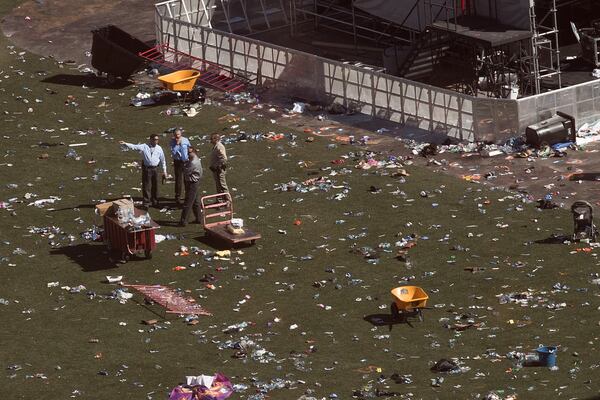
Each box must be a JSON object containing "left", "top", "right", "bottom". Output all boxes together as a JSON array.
[{"left": 209, "top": 133, "right": 229, "bottom": 195}]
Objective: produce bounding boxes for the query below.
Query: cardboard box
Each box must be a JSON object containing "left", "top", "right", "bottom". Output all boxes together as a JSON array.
[
  {"left": 95, "top": 198, "right": 134, "bottom": 217},
  {"left": 95, "top": 201, "right": 114, "bottom": 217},
  {"left": 112, "top": 198, "right": 134, "bottom": 216}
]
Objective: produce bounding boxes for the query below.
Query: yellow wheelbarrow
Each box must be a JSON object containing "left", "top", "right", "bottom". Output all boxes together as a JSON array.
[
  {"left": 391, "top": 286, "right": 429, "bottom": 322},
  {"left": 157, "top": 69, "right": 205, "bottom": 104}
]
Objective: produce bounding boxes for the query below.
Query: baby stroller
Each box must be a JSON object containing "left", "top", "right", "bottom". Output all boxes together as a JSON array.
[{"left": 571, "top": 201, "right": 598, "bottom": 242}]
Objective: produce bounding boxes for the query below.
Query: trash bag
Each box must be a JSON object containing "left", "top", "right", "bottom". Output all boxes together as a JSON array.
[
  {"left": 419, "top": 143, "right": 437, "bottom": 157},
  {"left": 537, "top": 194, "right": 558, "bottom": 209},
  {"left": 430, "top": 358, "right": 459, "bottom": 373},
  {"left": 327, "top": 102, "right": 346, "bottom": 114}
]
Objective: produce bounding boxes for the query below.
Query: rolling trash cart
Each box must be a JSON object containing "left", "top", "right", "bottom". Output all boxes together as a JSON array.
[
  {"left": 91, "top": 25, "right": 151, "bottom": 83},
  {"left": 103, "top": 208, "right": 159, "bottom": 261},
  {"left": 200, "top": 193, "right": 261, "bottom": 246},
  {"left": 391, "top": 286, "right": 430, "bottom": 322},
  {"left": 572, "top": 200, "right": 598, "bottom": 242}
]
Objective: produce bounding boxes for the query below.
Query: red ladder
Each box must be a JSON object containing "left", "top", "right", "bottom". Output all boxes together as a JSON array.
[{"left": 139, "top": 44, "right": 249, "bottom": 92}]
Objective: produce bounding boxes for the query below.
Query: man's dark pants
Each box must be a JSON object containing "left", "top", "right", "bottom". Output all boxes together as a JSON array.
[
  {"left": 142, "top": 165, "right": 159, "bottom": 206},
  {"left": 180, "top": 180, "right": 201, "bottom": 225},
  {"left": 173, "top": 159, "right": 185, "bottom": 202}
]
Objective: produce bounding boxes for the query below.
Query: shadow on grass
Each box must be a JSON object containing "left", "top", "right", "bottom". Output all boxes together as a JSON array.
[
  {"left": 194, "top": 234, "right": 258, "bottom": 251},
  {"left": 363, "top": 313, "right": 415, "bottom": 330},
  {"left": 41, "top": 73, "right": 131, "bottom": 89},
  {"left": 130, "top": 298, "right": 168, "bottom": 320},
  {"left": 50, "top": 243, "right": 119, "bottom": 272},
  {"left": 154, "top": 219, "right": 181, "bottom": 227},
  {"left": 534, "top": 234, "right": 570, "bottom": 244},
  {"left": 152, "top": 199, "right": 181, "bottom": 210}
]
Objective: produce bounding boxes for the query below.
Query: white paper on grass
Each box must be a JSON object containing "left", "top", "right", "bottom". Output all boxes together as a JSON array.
[
  {"left": 106, "top": 275, "right": 123, "bottom": 283},
  {"left": 185, "top": 374, "right": 215, "bottom": 387},
  {"left": 28, "top": 197, "right": 61, "bottom": 207}
]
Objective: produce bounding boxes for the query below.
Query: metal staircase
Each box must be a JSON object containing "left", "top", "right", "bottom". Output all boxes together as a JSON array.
[
  {"left": 398, "top": 30, "right": 450, "bottom": 80},
  {"left": 216, "top": 0, "right": 290, "bottom": 33}
]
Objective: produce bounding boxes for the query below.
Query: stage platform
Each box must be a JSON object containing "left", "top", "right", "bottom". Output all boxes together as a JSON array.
[
  {"left": 540, "top": 43, "right": 599, "bottom": 89},
  {"left": 431, "top": 16, "right": 532, "bottom": 47}
]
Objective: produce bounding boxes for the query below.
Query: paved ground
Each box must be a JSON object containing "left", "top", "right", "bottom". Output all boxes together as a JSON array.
[
  {"left": 1, "top": 0, "right": 155, "bottom": 65},
  {"left": 3, "top": 0, "right": 600, "bottom": 208}
]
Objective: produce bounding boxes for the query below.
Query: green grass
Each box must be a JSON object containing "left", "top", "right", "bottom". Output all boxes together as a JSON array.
[
  {"left": 1, "top": 6, "right": 600, "bottom": 400},
  {"left": 0, "top": 0, "right": 24, "bottom": 17}
]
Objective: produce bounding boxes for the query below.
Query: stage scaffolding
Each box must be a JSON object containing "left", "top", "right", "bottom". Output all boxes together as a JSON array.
[
  {"left": 529, "top": 0, "right": 562, "bottom": 94},
  {"left": 155, "top": 0, "right": 600, "bottom": 142}
]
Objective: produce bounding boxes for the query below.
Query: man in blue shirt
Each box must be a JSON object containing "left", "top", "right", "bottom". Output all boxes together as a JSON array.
[
  {"left": 119, "top": 134, "right": 167, "bottom": 208},
  {"left": 169, "top": 128, "right": 190, "bottom": 207}
]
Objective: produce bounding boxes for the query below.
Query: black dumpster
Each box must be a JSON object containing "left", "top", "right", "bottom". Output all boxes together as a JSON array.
[
  {"left": 525, "top": 111, "right": 576, "bottom": 148},
  {"left": 91, "top": 25, "right": 152, "bottom": 82}
]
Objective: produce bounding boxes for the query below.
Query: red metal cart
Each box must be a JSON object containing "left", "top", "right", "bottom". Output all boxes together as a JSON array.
[
  {"left": 200, "top": 193, "right": 261, "bottom": 245},
  {"left": 103, "top": 208, "right": 159, "bottom": 261}
]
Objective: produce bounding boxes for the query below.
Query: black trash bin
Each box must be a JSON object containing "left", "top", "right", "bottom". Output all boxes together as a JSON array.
[
  {"left": 525, "top": 111, "right": 576, "bottom": 148},
  {"left": 91, "top": 25, "right": 152, "bottom": 82}
]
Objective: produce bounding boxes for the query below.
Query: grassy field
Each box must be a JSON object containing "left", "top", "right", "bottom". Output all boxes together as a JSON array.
[{"left": 1, "top": 4, "right": 600, "bottom": 400}]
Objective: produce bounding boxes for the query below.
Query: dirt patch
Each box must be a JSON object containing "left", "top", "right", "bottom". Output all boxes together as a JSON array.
[{"left": 1, "top": 0, "right": 155, "bottom": 65}]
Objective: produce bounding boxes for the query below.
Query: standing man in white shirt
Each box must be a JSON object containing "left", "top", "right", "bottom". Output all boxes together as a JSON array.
[{"left": 119, "top": 134, "right": 167, "bottom": 208}]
